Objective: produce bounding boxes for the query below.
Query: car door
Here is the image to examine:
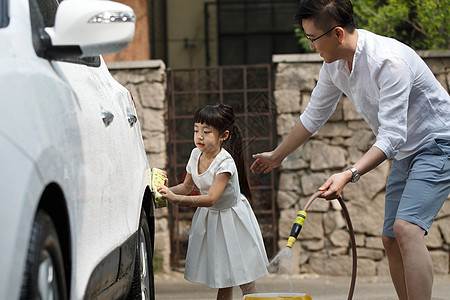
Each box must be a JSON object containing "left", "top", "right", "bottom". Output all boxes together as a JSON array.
[
  {"left": 35, "top": 4, "right": 145, "bottom": 296},
  {"left": 1, "top": 0, "right": 149, "bottom": 298},
  {"left": 0, "top": 0, "right": 85, "bottom": 298}
]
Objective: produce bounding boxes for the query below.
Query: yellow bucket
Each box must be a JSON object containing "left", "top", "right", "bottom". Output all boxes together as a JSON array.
[{"left": 243, "top": 293, "right": 312, "bottom": 300}]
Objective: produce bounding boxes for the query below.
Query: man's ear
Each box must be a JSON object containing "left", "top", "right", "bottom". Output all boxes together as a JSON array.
[
  {"left": 221, "top": 130, "right": 230, "bottom": 141},
  {"left": 335, "top": 26, "right": 345, "bottom": 43}
]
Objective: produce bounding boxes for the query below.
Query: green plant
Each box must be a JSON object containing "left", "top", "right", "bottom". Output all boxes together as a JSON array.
[
  {"left": 354, "top": 0, "right": 449, "bottom": 49},
  {"left": 295, "top": 0, "right": 449, "bottom": 51},
  {"left": 295, "top": 26, "right": 314, "bottom": 53}
]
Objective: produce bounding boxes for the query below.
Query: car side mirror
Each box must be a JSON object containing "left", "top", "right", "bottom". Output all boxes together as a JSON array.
[{"left": 44, "top": 0, "right": 135, "bottom": 57}]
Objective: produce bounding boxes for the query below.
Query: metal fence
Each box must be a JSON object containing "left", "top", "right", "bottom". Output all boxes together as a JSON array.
[{"left": 167, "top": 64, "right": 278, "bottom": 268}]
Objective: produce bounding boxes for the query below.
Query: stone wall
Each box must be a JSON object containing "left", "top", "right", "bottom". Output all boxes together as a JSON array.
[
  {"left": 272, "top": 51, "right": 450, "bottom": 276},
  {"left": 107, "top": 60, "right": 171, "bottom": 273}
]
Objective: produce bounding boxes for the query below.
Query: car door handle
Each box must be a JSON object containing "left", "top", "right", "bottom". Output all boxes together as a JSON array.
[
  {"left": 127, "top": 114, "right": 137, "bottom": 127},
  {"left": 102, "top": 111, "right": 114, "bottom": 127}
]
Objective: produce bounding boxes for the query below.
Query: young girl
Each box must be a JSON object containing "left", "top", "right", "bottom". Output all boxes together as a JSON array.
[{"left": 157, "top": 103, "right": 269, "bottom": 299}]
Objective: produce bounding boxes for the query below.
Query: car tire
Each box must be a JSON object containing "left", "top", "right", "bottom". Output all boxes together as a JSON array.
[
  {"left": 127, "top": 209, "right": 155, "bottom": 300},
  {"left": 20, "top": 210, "right": 67, "bottom": 300}
]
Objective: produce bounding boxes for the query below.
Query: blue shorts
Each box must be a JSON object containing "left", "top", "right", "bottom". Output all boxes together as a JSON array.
[{"left": 383, "top": 139, "right": 450, "bottom": 238}]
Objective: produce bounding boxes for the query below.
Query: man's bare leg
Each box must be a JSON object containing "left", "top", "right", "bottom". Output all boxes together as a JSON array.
[
  {"left": 394, "top": 219, "right": 433, "bottom": 300},
  {"left": 383, "top": 235, "right": 407, "bottom": 300}
]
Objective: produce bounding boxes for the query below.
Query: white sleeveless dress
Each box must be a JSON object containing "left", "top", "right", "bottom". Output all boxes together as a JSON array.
[{"left": 183, "top": 148, "right": 269, "bottom": 288}]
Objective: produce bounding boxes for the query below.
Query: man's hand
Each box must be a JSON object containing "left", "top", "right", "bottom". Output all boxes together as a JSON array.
[
  {"left": 250, "top": 152, "right": 282, "bottom": 174},
  {"left": 319, "top": 146, "right": 387, "bottom": 199},
  {"left": 318, "top": 170, "right": 353, "bottom": 200},
  {"left": 251, "top": 120, "right": 312, "bottom": 174}
]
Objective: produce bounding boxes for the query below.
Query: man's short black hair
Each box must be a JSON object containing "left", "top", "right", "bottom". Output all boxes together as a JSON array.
[{"left": 296, "top": 0, "right": 356, "bottom": 33}]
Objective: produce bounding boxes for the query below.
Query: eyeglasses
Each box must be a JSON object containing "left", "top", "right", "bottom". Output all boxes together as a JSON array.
[{"left": 305, "top": 25, "right": 341, "bottom": 44}]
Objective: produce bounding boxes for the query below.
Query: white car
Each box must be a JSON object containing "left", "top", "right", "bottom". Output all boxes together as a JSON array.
[{"left": 0, "top": 0, "right": 156, "bottom": 299}]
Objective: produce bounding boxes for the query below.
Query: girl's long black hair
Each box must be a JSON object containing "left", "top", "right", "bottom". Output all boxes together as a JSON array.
[{"left": 193, "top": 103, "right": 252, "bottom": 201}]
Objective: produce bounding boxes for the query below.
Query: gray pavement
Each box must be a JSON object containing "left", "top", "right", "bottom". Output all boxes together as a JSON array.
[{"left": 155, "top": 272, "right": 450, "bottom": 300}]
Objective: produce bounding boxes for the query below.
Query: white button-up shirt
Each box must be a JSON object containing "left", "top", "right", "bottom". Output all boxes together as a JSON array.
[{"left": 300, "top": 29, "right": 450, "bottom": 159}]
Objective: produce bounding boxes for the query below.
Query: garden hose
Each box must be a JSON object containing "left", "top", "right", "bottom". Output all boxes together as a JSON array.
[
  {"left": 286, "top": 190, "right": 357, "bottom": 300},
  {"left": 286, "top": 210, "right": 307, "bottom": 248}
]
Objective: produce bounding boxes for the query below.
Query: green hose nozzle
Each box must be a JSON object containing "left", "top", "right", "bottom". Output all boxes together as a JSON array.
[{"left": 286, "top": 210, "right": 307, "bottom": 248}]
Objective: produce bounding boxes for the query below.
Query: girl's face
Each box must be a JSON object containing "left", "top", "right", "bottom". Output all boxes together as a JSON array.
[{"left": 194, "top": 122, "right": 228, "bottom": 156}]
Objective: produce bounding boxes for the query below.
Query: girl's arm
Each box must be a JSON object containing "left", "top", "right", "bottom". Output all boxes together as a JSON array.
[
  {"left": 158, "top": 172, "right": 230, "bottom": 207},
  {"left": 168, "top": 173, "right": 195, "bottom": 195}
]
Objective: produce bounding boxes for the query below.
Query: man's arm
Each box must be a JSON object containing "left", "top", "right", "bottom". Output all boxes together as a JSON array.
[
  {"left": 319, "top": 146, "right": 387, "bottom": 199},
  {"left": 250, "top": 119, "right": 312, "bottom": 174}
]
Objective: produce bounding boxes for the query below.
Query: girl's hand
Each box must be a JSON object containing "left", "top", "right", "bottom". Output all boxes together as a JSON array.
[
  {"left": 163, "top": 174, "right": 168, "bottom": 187},
  {"left": 318, "top": 171, "right": 352, "bottom": 200},
  {"left": 157, "top": 184, "right": 176, "bottom": 202}
]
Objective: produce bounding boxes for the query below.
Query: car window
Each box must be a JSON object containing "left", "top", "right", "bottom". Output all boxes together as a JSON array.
[
  {"left": 29, "top": 0, "right": 60, "bottom": 57},
  {"left": 36, "top": 0, "right": 60, "bottom": 27},
  {"left": 0, "top": 0, "right": 9, "bottom": 28},
  {"left": 28, "top": 0, "right": 60, "bottom": 30},
  {"left": 29, "top": 0, "right": 100, "bottom": 67}
]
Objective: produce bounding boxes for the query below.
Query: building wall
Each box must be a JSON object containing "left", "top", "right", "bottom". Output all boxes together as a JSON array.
[
  {"left": 166, "top": 0, "right": 214, "bottom": 68},
  {"left": 107, "top": 50, "right": 450, "bottom": 275},
  {"left": 103, "top": 0, "right": 151, "bottom": 62}
]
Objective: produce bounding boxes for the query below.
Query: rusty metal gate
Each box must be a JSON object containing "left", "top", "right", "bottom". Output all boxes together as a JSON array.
[{"left": 167, "top": 65, "right": 277, "bottom": 268}]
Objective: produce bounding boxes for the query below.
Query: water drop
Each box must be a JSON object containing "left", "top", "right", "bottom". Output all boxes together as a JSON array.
[{"left": 267, "top": 247, "right": 293, "bottom": 274}]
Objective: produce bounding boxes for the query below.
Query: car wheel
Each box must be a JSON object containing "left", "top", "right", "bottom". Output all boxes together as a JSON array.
[
  {"left": 20, "top": 210, "right": 67, "bottom": 300},
  {"left": 127, "top": 209, "right": 155, "bottom": 300}
]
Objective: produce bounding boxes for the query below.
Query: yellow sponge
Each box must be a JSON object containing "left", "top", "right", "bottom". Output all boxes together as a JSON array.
[{"left": 151, "top": 168, "right": 167, "bottom": 208}]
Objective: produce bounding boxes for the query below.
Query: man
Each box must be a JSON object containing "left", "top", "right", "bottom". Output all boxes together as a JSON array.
[{"left": 250, "top": 1, "right": 450, "bottom": 299}]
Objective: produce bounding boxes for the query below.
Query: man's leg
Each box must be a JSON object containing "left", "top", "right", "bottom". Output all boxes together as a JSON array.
[
  {"left": 382, "top": 235, "right": 407, "bottom": 300},
  {"left": 393, "top": 219, "right": 433, "bottom": 300},
  {"left": 382, "top": 139, "right": 450, "bottom": 299},
  {"left": 383, "top": 159, "right": 408, "bottom": 299}
]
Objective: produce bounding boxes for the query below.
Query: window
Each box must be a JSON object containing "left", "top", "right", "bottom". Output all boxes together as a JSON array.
[
  {"left": 150, "top": 0, "right": 167, "bottom": 62},
  {"left": 0, "top": 0, "right": 9, "bottom": 28},
  {"left": 213, "top": 0, "right": 301, "bottom": 65}
]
